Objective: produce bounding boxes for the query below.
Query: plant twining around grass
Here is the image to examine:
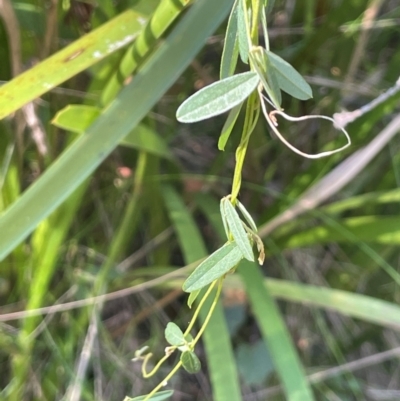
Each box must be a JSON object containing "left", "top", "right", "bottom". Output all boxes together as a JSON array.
[{"left": 130, "top": 1, "right": 351, "bottom": 400}]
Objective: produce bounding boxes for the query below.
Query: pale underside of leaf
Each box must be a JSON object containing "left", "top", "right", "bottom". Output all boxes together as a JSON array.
[
  {"left": 176, "top": 72, "right": 259, "bottom": 123},
  {"left": 182, "top": 241, "right": 243, "bottom": 292},
  {"left": 123, "top": 390, "right": 173, "bottom": 401}
]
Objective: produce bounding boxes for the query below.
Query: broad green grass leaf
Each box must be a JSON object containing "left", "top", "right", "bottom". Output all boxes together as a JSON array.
[
  {"left": 165, "top": 322, "right": 185, "bottom": 346},
  {"left": 267, "top": 51, "right": 313, "bottom": 100},
  {"left": 123, "top": 390, "right": 173, "bottom": 401},
  {"left": 323, "top": 189, "right": 400, "bottom": 215},
  {"left": 278, "top": 216, "right": 400, "bottom": 249},
  {"left": 218, "top": 102, "right": 242, "bottom": 151},
  {"left": 220, "top": 0, "right": 239, "bottom": 79},
  {"left": 176, "top": 71, "right": 259, "bottom": 123},
  {"left": 183, "top": 242, "right": 243, "bottom": 292},
  {"left": 239, "top": 261, "right": 315, "bottom": 401},
  {"left": 224, "top": 276, "right": 400, "bottom": 330},
  {"left": 0, "top": 9, "right": 146, "bottom": 120},
  {"left": 162, "top": 185, "right": 206, "bottom": 262},
  {"left": 181, "top": 351, "right": 201, "bottom": 374},
  {"left": 222, "top": 199, "right": 254, "bottom": 261},
  {"left": 53, "top": 105, "right": 172, "bottom": 159},
  {"left": 100, "top": 0, "right": 188, "bottom": 106},
  {"left": 237, "top": 0, "right": 249, "bottom": 64},
  {"left": 0, "top": 0, "right": 234, "bottom": 261},
  {"left": 162, "top": 185, "right": 242, "bottom": 401},
  {"left": 265, "top": 278, "right": 400, "bottom": 330},
  {"left": 52, "top": 105, "right": 101, "bottom": 134}
]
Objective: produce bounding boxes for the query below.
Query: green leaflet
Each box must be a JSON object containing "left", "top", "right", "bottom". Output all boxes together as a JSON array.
[
  {"left": 236, "top": 199, "right": 258, "bottom": 233},
  {"left": 221, "top": 198, "right": 254, "bottom": 261},
  {"left": 187, "top": 289, "right": 200, "bottom": 308},
  {"left": 182, "top": 242, "right": 243, "bottom": 292},
  {"left": 250, "top": 47, "right": 281, "bottom": 109},
  {"left": 237, "top": 0, "right": 249, "bottom": 64},
  {"left": 181, "top": 351, "right": 201, "bottom": 374},
  {"left": 123, "top": 390, "right": 173, "bottom": 401},
  {"left": 266, "top": 51, "right": 313, "bottom": 100},
  {"left": 164, "top": 322, "right": 185, "bottom": 346},
  {"left": 176, "top": 71, "right": 259, "bottom": 123},
  {"left": 218, "top": 102, "right": 243, "bottom": 151},
  {"left": 220, "top": 0, "right": 240, "bottom": 79}
]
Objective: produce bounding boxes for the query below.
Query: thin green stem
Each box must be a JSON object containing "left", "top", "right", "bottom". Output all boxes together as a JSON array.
[
  {"left": 192, "top": 279, "right": 223, "bottom": 346},
  {"left": 184, "top": 280, "right": 217, "bottom": 336},
  {"left": 143, "top": 360, "right": 183, "bottom": 401},
  {"left": 231, "top": 92, "right": 260, "bottom": 202},
  {"left": 142, "top": 352, "right": 172, "bottom": 378}
]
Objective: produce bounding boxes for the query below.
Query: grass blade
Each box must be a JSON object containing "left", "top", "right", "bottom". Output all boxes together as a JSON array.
[
  {"left": 239, "top": 261, "right": 315, "bottom": 401},
  {"left": 0, "top": 9, "right": 146, "bottom": 120}
]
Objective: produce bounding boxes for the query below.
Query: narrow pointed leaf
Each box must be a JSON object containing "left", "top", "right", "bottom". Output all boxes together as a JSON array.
[
  {"left": 220, "top": 198, "right": 231, "bottom": 239},
  {"left": 187, "top": 289, "right": 200, "bottom": 308},
  {"left": 267, "top": 51, "right": 313, "bottom": 100},
  {"left": 165, "top": 322, "right": 185, "bottom": 346},
  {"left": 237, "top": 0, "right": 249, "bottom": 64},
  {"left": 176, "top": 71, "right": 259, "bottom": 123},
  {"left": 183, "top": 242, "right": 243, "bottom": 292},
  {"left": 250, "top": 48, "right": 281, "bottom": 109},
  {"left": 220, "top": 0, "right": 240, "bottom": 79},
  {"left": 222, "top": 199, "right": 254, "bottom": 261},
  {"left": 218, "top": 102, "right": 243, "bottom": 151},
  {"left": 181, "top": 351, "right": 201, "bottom": 374},
  {"left": 264, "top": 52, "right": 282, "bottom": 106},
  {"left": 123, "top": 390, "right": 173, "bottom": 401},
  {"left": 236, "top": 199, "right": 258, "bottom": 233}
]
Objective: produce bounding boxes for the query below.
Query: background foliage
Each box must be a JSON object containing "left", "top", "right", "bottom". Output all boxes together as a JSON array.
[{"left": 1, "top": 0, "right": 400, "bottom": 400}]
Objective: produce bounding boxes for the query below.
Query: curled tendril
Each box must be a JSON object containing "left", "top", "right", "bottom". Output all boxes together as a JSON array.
[{"left": 259, "top": 91, "right": 351, "bottom": 159}]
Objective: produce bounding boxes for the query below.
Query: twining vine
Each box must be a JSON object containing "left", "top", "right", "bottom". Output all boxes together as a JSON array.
[{"left": 129, "top": 1, "right": 350, "bottom": 400}]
